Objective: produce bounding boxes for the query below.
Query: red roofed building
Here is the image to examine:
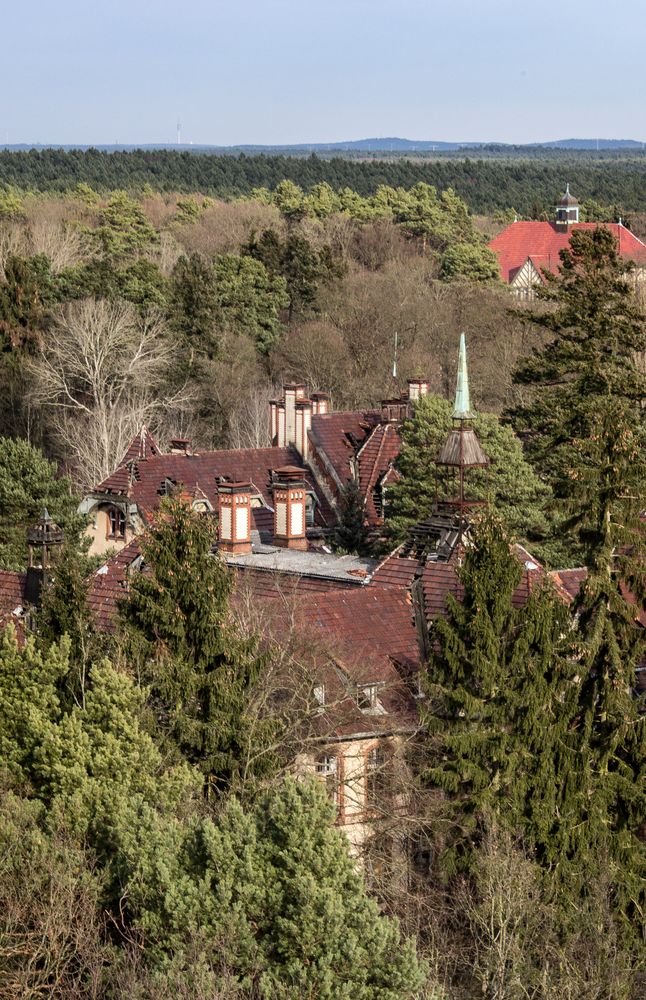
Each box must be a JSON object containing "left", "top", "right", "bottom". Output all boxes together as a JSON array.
[{"left": 488, "top": 186, "right": 646, "bottom": 298}]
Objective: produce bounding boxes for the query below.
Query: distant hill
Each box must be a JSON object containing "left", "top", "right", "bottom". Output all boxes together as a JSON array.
[{"left": 1, "top": 137, "right": 644, "bottom": 154}]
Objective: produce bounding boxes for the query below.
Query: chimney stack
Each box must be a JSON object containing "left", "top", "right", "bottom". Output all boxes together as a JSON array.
[
  {"left": 271, "top": 466, "right": 308, "bottom": 550},
  {"left": 218, "top": 483, "right": 253, "bottom": 554},
  {"left": 170, "top": 438, "right": 192, "bottom": 455},
  {"left": 311, "top": 391, "right": 329, "bottom": 415},
  {"left": 407, "top": 377, "right": 430, "bottom": 402},
  {"left": 295, "top": 399, "right": 313, "bottom": 460}
]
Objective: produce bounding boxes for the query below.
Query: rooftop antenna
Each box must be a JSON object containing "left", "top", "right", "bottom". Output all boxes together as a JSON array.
[
  {"left": 392, "top": 330, "right": 398, "bottom": 379},
  {"left": 177, "top": 118, "right": 181, "bottom": 146}
]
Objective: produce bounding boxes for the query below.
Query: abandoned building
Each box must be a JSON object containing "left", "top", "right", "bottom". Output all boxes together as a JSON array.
[{"left": 488, "top": 186, "right": 646, "bottom": 298}]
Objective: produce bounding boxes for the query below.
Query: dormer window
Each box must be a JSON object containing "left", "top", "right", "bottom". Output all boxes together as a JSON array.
[
  {"left": 357, "top": 682, "right": 382, "bottom": 713},
  {"left": 107, "top": 507, "right": 126, "bottom": 539}
]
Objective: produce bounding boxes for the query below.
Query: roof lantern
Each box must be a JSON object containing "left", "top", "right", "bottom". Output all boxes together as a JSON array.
[{"left": 555, "top": 183, "right": 579, "bottom": 227}]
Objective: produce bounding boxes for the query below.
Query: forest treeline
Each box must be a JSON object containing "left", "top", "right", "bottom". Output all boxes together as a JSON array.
[{"left": 3, "top": 148, "right": 646, "bottom": 213}]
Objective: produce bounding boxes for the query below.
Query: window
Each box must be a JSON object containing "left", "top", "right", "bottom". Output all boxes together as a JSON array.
[
  {"left": 305, "top": 493, "right": 315, "bottom": 527},
  {"left": 107, "top": 507, "right": 126, "bottom": 539},
  {"left": 365, "top": 744, "right": 388, "bottom": 809},
  {"left": 316, "top": 754, "right": 338, "bottom": 808},
  {"left": 357, "top": 683, "right": 381, "bottom": 713},
  {"left": 313, "top": 684, "right": 325, "bottom": 708}
]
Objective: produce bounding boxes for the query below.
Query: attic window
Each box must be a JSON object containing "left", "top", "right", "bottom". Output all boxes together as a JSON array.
[
  {"left": 357, "top": 683, "right": 382, "bottom": 713},
  {"left": 107, "top": 507, "right": 126, "bottom": 539}
]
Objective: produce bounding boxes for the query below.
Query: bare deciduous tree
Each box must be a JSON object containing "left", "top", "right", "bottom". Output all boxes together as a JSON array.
[
  {"left": 28, "top": 220, "right": 94, "bottom": 273},
  {"left": 29, "top": 298, "right": 189, "bottom": 489}
]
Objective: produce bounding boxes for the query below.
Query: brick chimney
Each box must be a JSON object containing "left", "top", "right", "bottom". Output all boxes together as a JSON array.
[
  {"left": 271, "top": 466, "right": 308, "bottom": 550},
  {"left": 295, "top": 399, "right": 313, "bottom": 460},
  {"left": 170, "top": 438, "right": 192, "bottom": 455},
  {"left": 311, "top": 391, "right": 329, "bottom": 415},
  {"left": 407, "top": 377, "right": 429, "bottom": 402},
  {"left": 283, "top": 383, "right": 306, "bottom": 448},
  {"left": 218, "top": 482, "right": 253, "bottom": 554}
]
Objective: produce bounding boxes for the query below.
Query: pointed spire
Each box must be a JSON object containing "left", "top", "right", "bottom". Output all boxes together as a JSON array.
[{"left": 452, "top": 333, "right": 475, "bottom": 420}]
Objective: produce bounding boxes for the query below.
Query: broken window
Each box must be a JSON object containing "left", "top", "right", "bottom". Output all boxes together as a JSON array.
[
  {"left": 107, "top": 507, "right": 126, "bottom": 539},
  {"left": 357, "top": 683, "right": 381, "bottom": 712}
]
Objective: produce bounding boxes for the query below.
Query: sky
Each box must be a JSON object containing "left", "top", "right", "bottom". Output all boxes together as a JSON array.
[{"left": 3, "top": 0, "right": 645, "bottom": 146}]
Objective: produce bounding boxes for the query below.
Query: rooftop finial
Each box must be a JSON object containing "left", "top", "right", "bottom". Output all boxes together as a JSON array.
[
  {"left": 565, "top": 182, "right": 570, "bottom": 195},
  {"left": 452, "top": 333, "right": 474, "bottom": 420}
]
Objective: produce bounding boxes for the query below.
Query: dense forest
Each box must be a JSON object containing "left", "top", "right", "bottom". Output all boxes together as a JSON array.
[
  {"left": 3, "top": 148, "right": 646, "bottom": 213},
  {"left": 0, "top": 164, "right": 645, "bottom": 997}
]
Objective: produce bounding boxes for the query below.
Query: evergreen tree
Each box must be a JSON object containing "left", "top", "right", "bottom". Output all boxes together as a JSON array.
[
  {"left": 333, "top": 478, "right": 371, "bottom": 555},
  {"left": 0, "top": 253, "right": 53, "bottom": 352},
  {"left": 509, "top": 228, "right": 646, "bottom": 931},
  {"left": 118, "top": 497, "right": 279, "bottom": 794},
  {"left": 133, "top": 779, "right": 426, "bottom": 999},
  {"left": 0, "top": 437, "right": 84, "bottom": 571},
  {"left": 422, "top": 512, "right": 577, "bottom": 873},
  {"left": 509, "top": 227, "right": 646, "bottom": 503},
  {"left": 168, "top": 251, "right": 222, "bottom": 361},
  {"left": 385, "top": 394, "right": 557, "bottom": 563}
]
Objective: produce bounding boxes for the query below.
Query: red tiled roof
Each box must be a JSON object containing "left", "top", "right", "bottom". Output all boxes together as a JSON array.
[
  {"left": 309, "top": 410, "right": 381, "bottom": 487},
  {"left": 356, "top": 423, "right": 402, "bottom": 525},
  {"left": 87, "top": 539, "right": 142, "bottom": 632},
  {"left": 489, "top": 222, "right": 646, "bottom": 283},
  {"left": 0, "top": 570, "right": 27, "bottom": 633},
  {"left": 120, "top": 426, "right": 162, "bottom": 465},
  {"left": 91, "top": 446, "right": 334, "bottom": 528},
  {"left": 369, "top": 549, "right": 420, "bottom": 590}
]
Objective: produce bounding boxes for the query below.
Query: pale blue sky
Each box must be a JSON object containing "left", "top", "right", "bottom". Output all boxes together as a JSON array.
[{"left": 3, "top": 0, "right": 645, "bottom": 145}]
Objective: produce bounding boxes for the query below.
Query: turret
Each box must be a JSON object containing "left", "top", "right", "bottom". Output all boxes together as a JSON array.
[
  {"left": 436, "top": 333, "right": 488, "bottom": 526},
  {"left": 555, "top": 183, "right": 579, "bottom": 229}
]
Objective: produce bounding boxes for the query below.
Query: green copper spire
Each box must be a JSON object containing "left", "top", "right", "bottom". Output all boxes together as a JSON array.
[{"left": 452, "top": 332, "right": 475, "bottom": 420}]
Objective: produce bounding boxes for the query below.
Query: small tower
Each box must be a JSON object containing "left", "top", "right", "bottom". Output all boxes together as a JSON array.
[
  {"left": 436, "top": 333, "right": 488, "bottom": 529},
  {"left": 25, "top": 508, "right": 64, "bottom": 605},
  {"left": 555, "top": 183, "right": 579, "bottom": 229}
]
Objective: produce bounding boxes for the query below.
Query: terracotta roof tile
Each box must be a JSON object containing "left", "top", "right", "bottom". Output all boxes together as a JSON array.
[
  {"left": 309, "top": 410, "right": 381, "bottom": 487},
  {"left": 489, "top": 221, "right": 646, "bottom": 283},
  {"left": 90, "top": 446, "right": 334, "bottom": 528},
  {"left": 0, "top": 570, "right": 28, "bottom": 633}
]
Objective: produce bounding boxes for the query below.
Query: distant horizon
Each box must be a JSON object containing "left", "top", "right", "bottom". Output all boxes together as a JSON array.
[{"left": 2, "top": 135, "right": 645, "bottom": 150}]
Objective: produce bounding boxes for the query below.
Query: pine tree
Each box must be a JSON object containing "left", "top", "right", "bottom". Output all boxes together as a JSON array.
[
  {"left": 509, "top": 227, "right": 646, "bottom": 508},
  {"left": 509, "top": 228, "right": 646, "bottom": 931},
  {"left": 422, "top": 512, "right": 577, "bottom": 874},
  {"left": 133, "top": 779, "right": 426, "bottom": 999},
  {"left": 333, "top": 478, "right": 370, "bottom": 555},
  {"left": 119, "top": 497, "right": 279, "bottom": 794}
]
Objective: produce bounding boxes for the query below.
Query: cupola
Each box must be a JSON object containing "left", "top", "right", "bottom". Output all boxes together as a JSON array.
[{"left": 555, "top": 183, "right": 579, "bottom": 229}]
